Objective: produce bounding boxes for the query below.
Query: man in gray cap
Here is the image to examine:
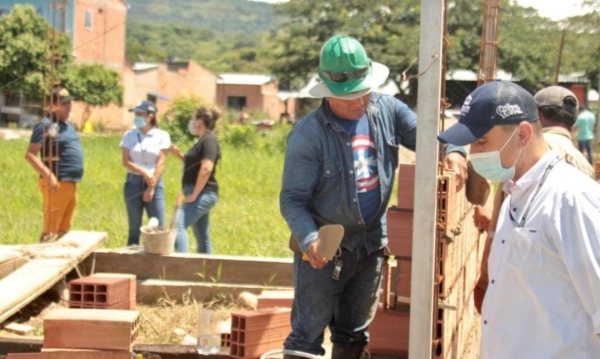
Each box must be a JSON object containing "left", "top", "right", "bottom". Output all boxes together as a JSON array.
[
  {"left": 535, "top": 86, "right": 594, "bottom": 177},
  {"left": 439, "top": 80, "right": 600, "bottom": 359}
]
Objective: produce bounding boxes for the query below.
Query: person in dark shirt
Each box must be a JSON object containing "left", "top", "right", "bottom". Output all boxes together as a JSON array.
[
  {"left": 169, "top": 106, "right": 221, "bottom": 253},
  {"left": 24, "top": 87, "right": 84, "bottom": 242}
]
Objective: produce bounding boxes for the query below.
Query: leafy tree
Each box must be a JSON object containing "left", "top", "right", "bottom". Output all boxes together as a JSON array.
[
  {"left": 160, "top": 94, "right": 214, "bottom": 144},
  {"left": 0, "top": 5, "right": 72, "bottom": 101},
  {"left": 269, "top": 0, "right": 421, "bottom": 90},
  {"left": 61, "top": 63, "right": 124, "bottom": 126}
]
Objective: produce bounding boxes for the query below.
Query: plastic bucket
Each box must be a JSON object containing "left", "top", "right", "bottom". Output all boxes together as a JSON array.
[{"left": 140, "top": 226, "right": 176, "bottom": 255}]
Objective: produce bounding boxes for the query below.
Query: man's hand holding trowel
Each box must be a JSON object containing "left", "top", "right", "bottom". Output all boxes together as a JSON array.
[{"left": 302, "top": 224, "right": 344, "bottom": 270}]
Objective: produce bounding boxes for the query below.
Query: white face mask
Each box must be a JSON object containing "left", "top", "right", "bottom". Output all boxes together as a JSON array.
[
  {"left": 469, "top": 127, "right": 522, "bottom": 183},
  {"left": 188, "top": 119, "right": 198, "bottom": 136}
]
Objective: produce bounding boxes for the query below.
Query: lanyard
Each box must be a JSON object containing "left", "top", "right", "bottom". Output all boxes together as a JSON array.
[
  {"left": 509, "top": 156, "right": 561, "bottom": 228},
  {"left": 137, "top": 132, "right": 148, "bottom": 167}
]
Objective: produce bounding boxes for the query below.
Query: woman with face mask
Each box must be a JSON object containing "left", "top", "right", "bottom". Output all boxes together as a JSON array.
[
  {"left": 119, "top": 100, "right": 171, "bottom": 246},
  {"left": 168, "top": 106, "right": 221, "bottom": 253}
]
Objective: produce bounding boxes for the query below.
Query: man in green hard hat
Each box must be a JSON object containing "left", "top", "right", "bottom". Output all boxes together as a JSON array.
[{"left": 280, "top": 34, "right": 467, "bottom": 358}]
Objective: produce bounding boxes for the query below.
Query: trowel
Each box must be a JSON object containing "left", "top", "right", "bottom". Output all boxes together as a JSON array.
[{"left": 302, "top": 224, "right": 345, "bottom": 261}]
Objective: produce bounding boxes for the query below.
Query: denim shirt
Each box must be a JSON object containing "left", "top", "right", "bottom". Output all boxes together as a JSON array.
[{"left": 280, "top": 93, "right": 464, "bottom": 255}]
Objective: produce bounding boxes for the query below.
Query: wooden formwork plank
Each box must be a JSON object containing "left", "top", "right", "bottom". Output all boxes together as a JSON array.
[
  {"left": 81, "top": 249, "right": 293, "bottom": 287},
  {"left": 136, "top": 278, "right": 292, "bottom": 304},
  {"left": 0, "top": 231, "right": 107, "bottom": 324}
]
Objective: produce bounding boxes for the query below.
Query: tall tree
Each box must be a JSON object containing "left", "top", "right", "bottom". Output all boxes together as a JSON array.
[
  {"left": 61, "top": 63, "right": 124, "bottom": 126},
  {"left": 268, "top": 0, "right": 421, "bottom": 90},
  {"left": 0, "top": 5, "right": 72, "bottom": 101}
]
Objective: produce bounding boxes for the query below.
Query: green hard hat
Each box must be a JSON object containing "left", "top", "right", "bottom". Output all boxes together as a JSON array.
[{"left": 318, "top": 35, "right": 373, "bottom": 96}]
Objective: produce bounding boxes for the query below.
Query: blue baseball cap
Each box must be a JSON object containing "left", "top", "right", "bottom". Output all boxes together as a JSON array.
[
  {"left": 438, "top": 81, "right": 538, "bottom": 146},
  {"left": 129, "top": 100, "right": 157, "bottom": 113}
]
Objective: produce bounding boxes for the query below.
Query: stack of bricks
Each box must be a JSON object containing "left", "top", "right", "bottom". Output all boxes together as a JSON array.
[
  {"left": 371, "top": 162, "right": 487, "bottom": 358},
  {"left": 229, "top": 307, "right": 291, "bottom": 359},
  {"left": 41, "top": 308, "right": 140, "bottom": 358},
  {"left": 69, "top": 273, "right": 136, "bottom": 310},
  {"left": 368, "top": 163, "right": 416, "bottom": 355}
]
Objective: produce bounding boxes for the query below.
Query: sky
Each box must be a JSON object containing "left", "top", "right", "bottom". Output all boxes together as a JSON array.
[
  {"left": 515, "top": 0, "right": 590, "bottom": 20},
  {"left": 252, "top": 0, "right": 593, "bottom": 21}
]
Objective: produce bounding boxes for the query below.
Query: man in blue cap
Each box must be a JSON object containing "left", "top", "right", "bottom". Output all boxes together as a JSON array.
[
  {"left": 280, "top": 34, "right": 468, "bottom": 359},
  {"left": 438, "top": 80, "right": 600, "bottom": 358}
]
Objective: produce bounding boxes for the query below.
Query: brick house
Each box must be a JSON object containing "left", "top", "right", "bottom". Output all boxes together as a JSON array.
[
  {"left": 121, "top": 61, "right": 219, "bottom": 128},
  {"left": 217, "top": 74, "right": 296, "bottom": 121},
  {"left": 0, "top": 0, "right": 128, "bottom": 128}
]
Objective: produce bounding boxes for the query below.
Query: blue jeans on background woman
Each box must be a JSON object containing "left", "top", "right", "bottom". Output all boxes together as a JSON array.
[
  {"left": 578, "top": 139, "right": 594, "bottom": 164},
  {"left": 123, "top": 174, "right": 165, "bottom": 246},
  {"left": 174, "top": 184, "right": 218, "bottom": 253}
]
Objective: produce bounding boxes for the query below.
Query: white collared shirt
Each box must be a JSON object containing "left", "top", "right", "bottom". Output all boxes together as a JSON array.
[
  {"left": 120, "top": 127, "right": 171, "bottom": 174},
  {"left": 481, "top": 150, "right": 600, "bottom": 359}
]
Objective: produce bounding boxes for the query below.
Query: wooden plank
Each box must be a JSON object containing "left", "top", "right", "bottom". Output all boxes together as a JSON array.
[
  {"left": 82, "top": 249, "right": 293, "bottom": 286},
  {"left": 136, "top": 279, "right": 293, "bottom": 304},
  {"left": 0, "top": 250, "right": 29, "bottom": 281},
  {"left": 0, "top": 231, "right": 106, "bottom": 324},
  {"left": 0, "top": 338, "right": 406, "bottom": 359}
]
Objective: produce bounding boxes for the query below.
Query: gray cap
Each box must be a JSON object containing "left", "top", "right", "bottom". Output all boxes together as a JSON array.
[{"left": 534, "top": 86, "right": 578, "bottom": 115}]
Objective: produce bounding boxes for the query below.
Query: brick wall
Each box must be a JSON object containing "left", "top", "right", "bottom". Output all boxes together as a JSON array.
[{"left": 72, "top": 0, "right": 126, "bottom": 71}]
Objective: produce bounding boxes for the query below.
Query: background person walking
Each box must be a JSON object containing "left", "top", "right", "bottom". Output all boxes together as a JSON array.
[{"left": 575, "top": 105, "right": 596, "bottom": 164}]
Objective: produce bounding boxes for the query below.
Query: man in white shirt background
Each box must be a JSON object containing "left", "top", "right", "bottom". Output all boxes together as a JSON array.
[{"left": 438, "top": 80, "right": 600, "bottom": 359}]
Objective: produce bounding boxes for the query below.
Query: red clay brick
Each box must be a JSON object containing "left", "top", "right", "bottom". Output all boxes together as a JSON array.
[
  {"left": 397, "top": 164, "right": 415, "bottom": 210},
  {"left": 386, "top": 207, "right": 414, "bottom": 258},
  {"left": 41, "top": 349, "right": 132, "bottom": 359},
  {"left": 6, "top": 354, "right": 41, "bottom": 359},
  {"left": 91, "top": 273, "right": 136, "bottom": 309},
  {"left": 367, "top": 309, "right": 410, "bottom": 355},
  {"left": 231, "top": 308, "right": 291, "bottom": 332},
  {"left": 69, "top": 277, "right": 130, "bottom": 307},
  {"left": 43, "top": 309, "right": 139, "bottom": 351},
  {"left": 231, "top": 324, "right": 291, "bottom": 345},
  {"left": 256, "top": 290, "right": 294, "bottom": 310}
]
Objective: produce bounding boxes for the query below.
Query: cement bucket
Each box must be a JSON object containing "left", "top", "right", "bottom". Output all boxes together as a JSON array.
[{"left": 140, "top": 226, "right": 176, "bottom": 255}]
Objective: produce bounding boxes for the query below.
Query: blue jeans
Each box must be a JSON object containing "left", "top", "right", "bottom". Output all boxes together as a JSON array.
[
  {"left": 283, "top": 246, "right": 384, "bottom": 355},
  {"left": 578, "top": 140, "right": 594, "bottom": 164},
  {"left": 174, "top": 185, "right": 218, "bottom": 253},
  {"left": 123, "top": 174, "right": 165, "bottom": 246}
]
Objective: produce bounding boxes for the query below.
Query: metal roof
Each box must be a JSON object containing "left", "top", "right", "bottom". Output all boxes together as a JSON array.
[
  {"left": 218, "top": 74, "right": 276, "bottom": 85},
  {"left": 132, "top": 63, "right": 160, "bottom": 71}
]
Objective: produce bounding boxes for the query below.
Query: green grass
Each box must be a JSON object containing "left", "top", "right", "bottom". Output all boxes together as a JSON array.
[{"left": 1, "top": 127, "right": 290, "bottom": 257}]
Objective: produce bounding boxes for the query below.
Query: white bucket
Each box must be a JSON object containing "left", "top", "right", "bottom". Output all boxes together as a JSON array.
[{"left": 140, "top": 226, "right": 176, "bottom": 255}]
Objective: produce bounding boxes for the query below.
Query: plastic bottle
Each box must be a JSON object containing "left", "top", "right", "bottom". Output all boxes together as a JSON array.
[{"left": 197, "top": 308, "right": 221, "bottom": 355}]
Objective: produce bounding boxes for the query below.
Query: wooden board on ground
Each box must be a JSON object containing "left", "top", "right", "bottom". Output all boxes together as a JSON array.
[
  {"left": 83, "top": 249, "right": 293, "bottom": 286},
  {"left": 0, "top": 250, "right": 29, "bottom": 281},
  {"left": 0, "top": 337, "right": 406, "bottom": 359},
  {"left": 137, "top": 279, "right": 293, "bottom": 304},
  {"left": 0, "top": 231, "right": 106, "bottom": 324}
]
